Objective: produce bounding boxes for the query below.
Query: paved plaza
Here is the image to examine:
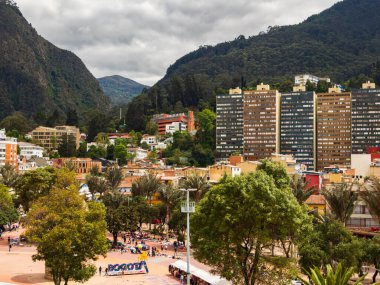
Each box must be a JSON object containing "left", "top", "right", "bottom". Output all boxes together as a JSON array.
[{"left": 0, "top": 229, "right": 208, "bottom": 285}]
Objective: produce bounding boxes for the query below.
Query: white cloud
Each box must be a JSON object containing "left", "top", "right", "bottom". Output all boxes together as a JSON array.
[{"left": 16, "top": 0, "right": 338, "bottom": 86}]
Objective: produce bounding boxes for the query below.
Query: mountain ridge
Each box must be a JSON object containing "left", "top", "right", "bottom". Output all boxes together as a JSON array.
[
  {"left": 98, "top": 75, "right": 149, "bottom": 106},
  {"left": 125, "top": 0, "right": 380, "bottom": 131},
  {"left": 0, "top": 0, "right": 110, "bottom": 127}
]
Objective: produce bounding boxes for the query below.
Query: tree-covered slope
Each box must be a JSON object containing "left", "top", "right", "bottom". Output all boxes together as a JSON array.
[
  {"left": 98, "top": 75, "right": 149, "bottom": 106},
  {"left": 0, "top": 0, "right": 110, "bottom": 125},
  {"left": 126, "top": 0, "right": 380, "bottom": 131}
]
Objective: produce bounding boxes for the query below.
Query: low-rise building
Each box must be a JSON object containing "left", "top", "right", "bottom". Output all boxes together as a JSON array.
[
  {"left": 209, "top": 164, "right": 241, "bottom": 182},
  {"left": 140, "top": 135, "right": 157, "bottom": 146},
  {"left": 18, "top": 142, "right": 44, "bottom": 159},
  {"left": 54, "top": 158, "right": 102, "bottom": 174},
  {"left": 305, "top": 195, "right": 326, "bottom": 215}
]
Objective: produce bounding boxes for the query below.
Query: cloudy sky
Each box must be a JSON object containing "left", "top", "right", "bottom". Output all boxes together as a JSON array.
[{"left": 17, "top": 0, "right": 338, "bottom": 86}]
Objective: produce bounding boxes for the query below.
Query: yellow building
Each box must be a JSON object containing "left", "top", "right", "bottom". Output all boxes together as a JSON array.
[
  {"left": 236, "top": 161, "right": 261, "bottom": 175},
  {"left": 305, "top": 195, "right": 326, "bottom": 215},
  {"left": 31, "top": 125, "right": 80, "bottom": 150},
  {"left": 209, "top": 164, "right": 241, "bottom": 182}
]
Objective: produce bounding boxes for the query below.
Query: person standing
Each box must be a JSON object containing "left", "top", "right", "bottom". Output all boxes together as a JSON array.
[
  {"left": 99, "top": 266, "right": 102, "bottom": 275},
  {"left": 105, "top": 267, "right": 108, "bottom": 276},
  {"left": 9, "top": 243, "right": 12, "bottom": 252}
]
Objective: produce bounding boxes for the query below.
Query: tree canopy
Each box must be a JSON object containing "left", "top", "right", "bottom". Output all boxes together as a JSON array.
[{"left": 191, "top": 171, "right": 310, "bottom": 285}]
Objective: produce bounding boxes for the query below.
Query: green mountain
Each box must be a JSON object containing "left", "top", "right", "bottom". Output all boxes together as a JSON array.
[
  {"left": 98, "top": 75, "right": 149, "bottom": 106},
  {"left": 0, "top": 0, "right": 110, "bottom": 126},
  {"left": 126, "top": 0, "right": 380, "bottom": 131}
]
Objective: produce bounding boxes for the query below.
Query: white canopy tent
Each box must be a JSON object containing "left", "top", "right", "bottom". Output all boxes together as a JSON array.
[{"left": 170, "top": 260, "right": 231, "bottom": 285}]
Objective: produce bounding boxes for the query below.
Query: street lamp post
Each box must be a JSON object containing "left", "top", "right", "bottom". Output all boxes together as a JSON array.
[{"left": 180, "top": 188, "right": 196, "bottom": 285}]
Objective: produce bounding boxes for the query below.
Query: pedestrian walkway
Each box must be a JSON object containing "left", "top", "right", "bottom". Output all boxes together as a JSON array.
[{"left": 145, "top": 275, "right": 179, "bottom": 285}]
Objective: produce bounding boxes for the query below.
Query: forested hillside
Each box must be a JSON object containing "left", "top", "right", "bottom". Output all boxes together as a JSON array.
[
  {"left": 98, "top": 75, "right": 149, "bottom": 106},
  {"left": 126, "top": 0, "right": 380, "bottom": 131},
  {"left": 0, "top": 0, "right": 110, "bottom": 128}
]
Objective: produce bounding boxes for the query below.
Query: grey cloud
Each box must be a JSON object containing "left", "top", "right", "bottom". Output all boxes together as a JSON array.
[{"left": 17, "top": 0, "right": 338, "bottom": 85}]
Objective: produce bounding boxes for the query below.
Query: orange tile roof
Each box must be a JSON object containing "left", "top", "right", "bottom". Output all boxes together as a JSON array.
[{"left": 305, "top": 194, "right": 326, "bottom": 205}]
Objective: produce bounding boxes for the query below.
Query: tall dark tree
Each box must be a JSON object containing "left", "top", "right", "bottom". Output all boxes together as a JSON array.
[
  {"left": 58, "top": 134, "right": 77, "bottom": 157},
  {"left": 66, "top": 109, "right": 78, "bottom": 126}
]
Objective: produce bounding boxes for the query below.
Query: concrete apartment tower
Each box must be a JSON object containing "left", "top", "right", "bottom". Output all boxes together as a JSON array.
[
  {"left": 351, "top": 81, "right": 380, "bottom": 154},
  {"left": 216, "top": 87, "right": 244, "bottom": 160},
  {"left": 280, "top": 85, "right": 316, "bottom": 170},
  {"left": 243, "top": 83, "right": 280, "bottom": 161},
  {"left": 316, "top": 86, "right": 352, "bottom": 170}
]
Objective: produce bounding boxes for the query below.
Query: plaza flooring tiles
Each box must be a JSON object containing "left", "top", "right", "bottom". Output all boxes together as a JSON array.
[{"left": 145, "top": 275, "right": 179, "bottom": 285}]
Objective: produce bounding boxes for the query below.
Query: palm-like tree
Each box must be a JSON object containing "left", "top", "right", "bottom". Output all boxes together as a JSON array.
[
  {"left": 105, "top": 165, "right": 123, "bottom": 193},
  {"left": 300, "top": 263, "right": 365, "bottom": 285},
  {"left": 131, "top": 172, "right": 162, "bottom": 205},
  {"left": 290, "top": 175, "right": 316, "bottom": 204},
  {"left": 181, "top": 174, "right": 210, "bottom": 202},
  {"left": 0, "top": 163, "right": 21, "bottom": 188},
  {"left": 362, "top": 177, "right": 380, "bottom": 221},
  {"left": 86, "top": 175, "right": 109, "bottom": 200},
  {"left": 159, "top": 185, "right": 183, "bottom": 223},
  {"left": 322, "top": 183, "right": 357, "bottom": 226}
]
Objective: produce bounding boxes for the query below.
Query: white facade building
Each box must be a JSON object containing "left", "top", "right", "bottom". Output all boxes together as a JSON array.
[
  {"left": 165, "top": 122, "right": 187, "bottom": 134},
  {"left": 140, "top": 135, "right": 157, "bottom": 146},
  {"left": 295, "top": 74, "right": 331, "bottom": 86},
  {"left": 18, "top": 142, "right": 44, "bottom": 159}
]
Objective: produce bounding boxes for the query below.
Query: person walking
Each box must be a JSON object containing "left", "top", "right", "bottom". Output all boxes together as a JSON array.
[
  {"left": 99, "top": 266, "right": 102, "bottom": 275},
  {"left": 9, "top": 243, "right": 12, "bottom": 252},
  {"left": 105, "top": 267, "right": 108, "bottom": 276}
]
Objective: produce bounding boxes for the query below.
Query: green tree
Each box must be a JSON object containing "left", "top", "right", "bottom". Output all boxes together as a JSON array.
[
  {"left": 158, "top": 185, "right": 183, "bottom": 237},
  {"left": 86, "top": 175, "right": 109, "bottom": 200},
  {"left": 298, "top": 218, "right": 362, "bottom": 272},
  {"left": 0, "top": 163, "right": 21, "bottom": 188},
  {"left": 77, "top": 142, "right": 87, "bottom": 157},
  {"left": 25, "top": 183, "right": 109, "bottom": 285},
  {"left": 362, "top": 177, "right": 380, "bottom": 221},
  {"left": 15, "top": 167, "right": 56, "bottom": 211},
  {"left": 105, "top": 165, "right": 123, "bottom": 193},
  {"left": 363, "top": 235, "right": 380, "bottom": 283},
  {"left": 257, "top": 159, "right": 291, "bottom": 189},
  {"left": 290, "top": 174, "right": 316, "bottom": 204},
  {"left": 57, "top": 133, "right": 77, "bottom": 157},
  {"left": 191, "top": 171, "right": 309, "bottom": 285},
  {"left": 102, "top": 193, "right": 138, "bottom": 246},
  {"left": 65, "top": 109, "right": 78, "bottom": 126},
  {"left": 322, "top": 183, "right": 357, "bottom": 226},
  {"left": 131, "top": 173, "right": 162, "bottom": 205},
  {"left": 0, "top": 184, "right": 18, "bottom": 228},
  {"left": 195, "top": 108, "right": 216, "bottom": 148},
  {"left": 114, "top": 143, "right": 132, "bottom": 165},
  {"left": 145, "top": 121, "right": 158, "bottom": 135},
  {"left": 0, "top": 112, "right": 31, "bottom": 135},
  {"left": 94, "top": 132, "right": 110, "bottom": 145},
  {"left": 180, "top": 174, "right": 210, "bottom": 202},
  {"left": 300, "top": 263, "right": 365, "bottom": 285},
  {"left": 147, "top": 149, "right": 158, "bottom": 163},
  {"left": 87, "top": 145, "right": 106, "bottom": 158}
]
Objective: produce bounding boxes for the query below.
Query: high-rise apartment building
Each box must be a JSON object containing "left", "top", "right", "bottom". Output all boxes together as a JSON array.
[
  {"left": 351, "top": 81, "right": 380, "bottom": 153},
  {"left": 280, "top": 86, "right": 316, "bottom": 170},
  {"left": 316, "top": 86, "right": 352, "bottom": 170},
  {"left": 31, "top": 125, "right": 81, "bottom": 150},
  {"left": 0, "top": 129, "right": 18, "bottom": 167},
  {"left": 216, "top": 87, "right": 244, "bottom": 160},
  {"left": 243, "top": 84, "right": 280, "bottom": 161}
]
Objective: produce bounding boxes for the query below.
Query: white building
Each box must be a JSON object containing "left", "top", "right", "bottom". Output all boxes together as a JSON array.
[
  {"left": 295, "top": 74, "right": 331, "bottom": 86},
  {"left": 129, "top": 148, "right": 148, "bottom": 161},
  {"left": 165, "top": 122, "right": 187, "bottom": 134},
  {"left": 140, "top": 135, "right": 157, "bottom": 146},
  {"left": 18, "top": 142, "right": 44, "bottom": 159}
]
